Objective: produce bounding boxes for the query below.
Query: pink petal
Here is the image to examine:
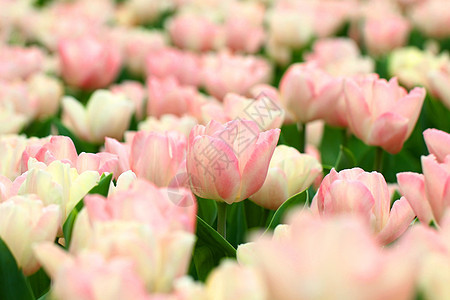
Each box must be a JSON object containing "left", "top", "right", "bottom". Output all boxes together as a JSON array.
[
  {"left": 368, "top": 112, "right": 408, "bottom": 154},
  {"left": 423, "top": 128, "right": 450, "bottom": 163},
  {"left": 397, "top": 172, "right": 434, "bottom": 224},
  {"left": 377, "top": 197, "right": 415, "bottom": 245}
]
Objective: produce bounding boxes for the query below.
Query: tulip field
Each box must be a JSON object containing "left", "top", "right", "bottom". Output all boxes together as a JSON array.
[{"left": 2, "top": 0, "right": 450, "bottom": 299}]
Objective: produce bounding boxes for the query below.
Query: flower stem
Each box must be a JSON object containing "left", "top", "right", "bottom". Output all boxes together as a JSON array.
[
  {"left": 298, "top": 123, "right": 306, "bottom": 153},
  {"left": 373, "top": 146, "right": 384, "bottom": 173},
  {"left": 217, "top": 202, "right": 227, "bottom": 239}
]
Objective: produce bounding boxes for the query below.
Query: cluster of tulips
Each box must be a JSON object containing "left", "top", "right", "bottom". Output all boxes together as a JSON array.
[{"left": 1, "top": 0, "right": 450, "bottom": 299}]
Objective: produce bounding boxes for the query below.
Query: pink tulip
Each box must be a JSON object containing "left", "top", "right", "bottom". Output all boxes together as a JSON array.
[
  {"left": 58, "top": 36, "right": 122, "bottom": 90},
  {"left": 237, "top": 211, "right": 415, "bottom": 300},
  {"left": 344, "top": 76, "right": 425, "bottom": 154},
  {"left": 363, "top": 15, "right": 411, "bottom": 56},
  {"left": 111, "top": 81, "right": 147, "bottom": 121},
  {"left": 304, "top": 38, "right": 374, "bottom": 77},
  {"left": 34, "top": 244, "right": 150, "bottom": 300},
  {"left": 410, "top": 0, "right": 450, "bottom": 39},
  {"left": 250, "top": 145, "right": 322, "bottom": 210},
  {"left": 0, "top": 195, "right": 60, "bottom": 275},
  {"left": 105, "top": 131, "right": 186, "bottom": 187},
  {"left": 167, "top": 14, "right": 222, "bottom": 52},
  {"left": 145, "top": 48, "right": 202, "bottom": 87},
  {"left": 311, "top": 168, "right": 415, "bottom": 244},
  {"left": 223, "top": 2, "right": 265, "bottom": 54},
  {"left": 279, "top": 62, "right": 343, "bottom": 124},
  {"left": 201, "top": 51, "right": 272, "bottom": 100},
  {"left": 187, "top": 119, "right": 280, "bottom": 204},
  {"left": 423, "top": 128, "right": 450, "bottom": 163},
  {"left": 428, "top": 65, "right": 450, "bottom": 110},
  {"left": 138, "top": 114, "right": 198, "bottom": 138},
  {"left": 0, "top": 46, "right": 44, "bottom": 80},
  {"left": 146, "top": 77, "right": 205, "bottom": 120},
  {"left": 398, "top": 154, "right": 450, "bottom": 224},
  {"left": 27, "top": 73, "right": 63, "bottom": 119},
  {"left": 0, "top": 134, "right": 39, "bottom": 180}
]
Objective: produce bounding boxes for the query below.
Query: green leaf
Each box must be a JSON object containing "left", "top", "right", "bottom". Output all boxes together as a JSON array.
[
  {"left": 192, "top": 216, "right": 236, "bottom": 281},
  {"left": 62, "top": 173, "right": 113, "bottom": 249},
  {"left": 226, "top": 202, "right": 247, "bottom": 248},
  {"left": 52, "top": 118, "right": 99, "bottom": 154},
  {"left": 27, "top": 268, "right": 51, "bottom": 299},
  {"left": 265, "top": 190, "right": 308, "bottom": 232},
  {"left": 334, "top": 145, "right": 356, "bottom": 171},
  {"left": 21, "top": 118, "right": 53, "bottom": 138},
  {"left": 243, "top": 199, "right": 267, "bottom": 229},
  {"left": 0, "top": 237, "right": 34, "bottom": 300},
  {"left": 196, "top": 197, "right": 217, "bottom": 227},
  {"left": 278, "top": 124, "right": 303, "bottom": 152}
]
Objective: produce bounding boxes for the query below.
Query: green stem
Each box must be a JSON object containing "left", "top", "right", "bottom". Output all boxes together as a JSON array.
[
  {"left": 298, "top": 123, "right": 306, "bottom": 153},
  {"left": 373, "top": 146, "right": 384, "bottom": 173},
  {"left": 217, "top": 202, "right": 228, "bottom": 239}
]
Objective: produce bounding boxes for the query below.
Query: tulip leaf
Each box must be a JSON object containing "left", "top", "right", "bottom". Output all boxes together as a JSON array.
[
  {"left": 265, "top": 190, "right": 308, "bottom": 232},
  {"left": 51, "top": 118, "right": 99, "bottom": 154},
  {"left": 278, "top": 124, "right": 303, "bottom": 152},
  {"left": 192, "top": 216, "right": 236, "bottom": 281},
  {"left": 244, "top": 199, "right": 268, "bottom": 229},
  {"left": 21, "top": 118, "right": 53, "bottom": 138},
  {"left": 27, "top": 268, "right": 51, "bottom": 299},
  {"left": 334, "top": 145, "right": 356, "bottom": 171},
  {"left": 0, "top": 237, "right": 34, "bottom": 300},
  {"left": 226, "top": 201, "right": 247, "bottom": 248},
  {"left": 63, "top": 173, "right": 113, "bottom": 249},
  {"left": 196, "top": 197, "right": 218, "bottom": 227}
]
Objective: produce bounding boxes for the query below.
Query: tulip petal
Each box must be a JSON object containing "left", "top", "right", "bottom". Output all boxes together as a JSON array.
[
  {"left": 377, "top": 197, "right": 414, "bottom": 245},
  {"left": 423, "top": 128, "right": 450, "bottom": 163},
  {"left": 397, "top": 172, "right": 433, "bottom": 224},
  {"left": 368, "top": 112, "right": 408, "bottom": 154}
]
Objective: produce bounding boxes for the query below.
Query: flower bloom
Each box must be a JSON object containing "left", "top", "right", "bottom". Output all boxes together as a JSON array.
[
  {"left": 0, "top": 195, "right": 60, "bottom": 275},
  {"left": 311, "top": 168, "right": 415, "bottom": 244},
  {"left": 344, "top": 76, "right": 425, "bottom": 153},
  {"left": 279, "top": 62, "right": 343, "bottom": 124},
  {"left": 105, "top": 130, "right": 186, "bottom": 186},
  {"left": 58, "top": 36, "right": 122, "bottom": 90},
  {"left": 237, "top": 211, "right": 415, "bottom": 300},
  {"left": 62, "top": 90, "right": 135, "bottom": 144},
  {"left": 187, "top": 119, "right": 280, "bottom": 204},
  {"left": 250, "top": 145, "right": 322, "bottom": 210}
]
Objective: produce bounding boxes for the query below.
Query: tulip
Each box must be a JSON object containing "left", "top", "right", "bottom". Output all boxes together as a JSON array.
[
  {"left": 237, "top": 211, "right": 415, "bottom": 300},
  {"left": 304, "top": 38, "right": 374, "bottom": 77},
  {"left": 311, "top": 168, "right": 415, "bottom": 244},
  {"left": 187, "top": 119, "right": 280, "bottom": 204},
  {"left": 250, "top": 145, "right": 322, "bottom": 210},
  {"left": 362, "top": 16, "right": 411, "bottom": 56},
  {"left": 27, "top": 73, "right": 63, "bottom": 119},
  {"left": 138, "top": 114, "right": 198, "bottom": 138},
  {"left": 205, "top": 260, "right": 267, "bottom": 300},
  {"left": 201, "top": 51, "right": 272, "bottom": 100},
  {"left": 0, "top": 195, "right": 60, "bottom": 275},
  {"left": 167, "top": 14, "right": 222, "bottom": 52},
  {"left": 423, "top": 128, "right": 450, "bottom": 163},
  {"left": 62, "top": 90, "right": 135, "bottom": 144},
  {"left": 145, "top": 48, "right": 202, "bottom": 87},
  {"left": 388, "top": 47, "right": 449, "bottom": 89},
  {"left": 146, "top": 77, "right": 205, "bottom": 120},
  {"left": 410, "top": 0, "right": 450, "bottom": 39},
  {"left": 110, "top": 81, "right": 147, "bottom": 121},
  {"left": 0, "top": 46, "right": 44, "bottom": 80},
  {"left": 105, "top": 131, "right": 186, "bottom": 187},
  {"left": 58, "top": 36, "right": 122, "bottom": 90},
  {"left": 279, "top": 62, "right": 343, "bottom": 124},
  {"left": 398, "top": 154, "right": 450, "bottom": 224},
  {"left": 83, "top": 179, "right": 196, "bottom": 234},
  {"left": 0, "top": 134, "right": 30, "bottom": 180},
  {"left": 34, "top": 244, "right": 150, "bottom": 300},
  {"left": 428, "top": 65, "right": 450, "bottom": 110},
  {"left": 344, "top": 76, "right": 425, "bottom": 154},
  {"left": 17, "top": 158, "right": 99, "bottom": 223}
]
